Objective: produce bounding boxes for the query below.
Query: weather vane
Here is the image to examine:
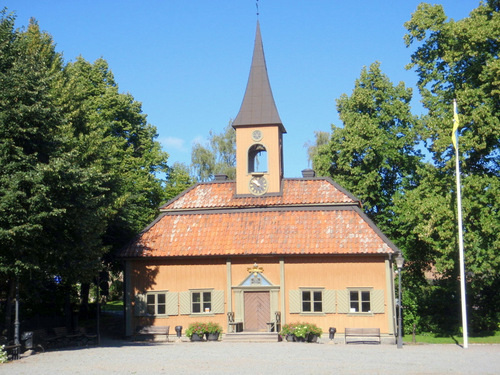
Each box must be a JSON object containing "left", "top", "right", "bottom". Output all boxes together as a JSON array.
[{"left": 256, "top": 0, "right": 259, "bottom": 17}]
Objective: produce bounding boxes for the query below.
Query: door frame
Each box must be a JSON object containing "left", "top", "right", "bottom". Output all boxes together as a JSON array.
[{"left": 232, "top": 286, "right": 280, "bottom": 330}]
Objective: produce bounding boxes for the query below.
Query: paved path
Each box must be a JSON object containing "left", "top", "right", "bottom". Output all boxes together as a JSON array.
[{"left": 2, "top": 339, "right": 499, "bottom": 374}]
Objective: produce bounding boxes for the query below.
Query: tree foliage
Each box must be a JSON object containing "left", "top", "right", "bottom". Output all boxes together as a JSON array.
[
  {"left": 401, "top": 0, "right": 500, "bottom": 332},
  {"left": 164, "top": 162, "right": 195, "bottom": 202},
  {"left": 191, "top": 123, "right": 236, "bottom": 181},
  {"left": 313, "top": 62, "right": 422, "bottom": 232},
  {"left": 312, "top": 1, "right": 500, "bottom": 333},
  {"left": 0, "top": 14, "right": 65, "bottom": 276},
  {"left": 0, "top": 11, "right": 169, "bottom": 327}
]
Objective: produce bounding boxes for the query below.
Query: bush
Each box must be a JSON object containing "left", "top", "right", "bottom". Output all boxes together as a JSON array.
[
  {"left": 0, "top": 345, "right": 7, "bottom": 363},
  {"left": 205, "top": 322, "right": 222, "bottom": 334},
  {"left": 280, "top": 322, "right": 323, "bottom": 338}
]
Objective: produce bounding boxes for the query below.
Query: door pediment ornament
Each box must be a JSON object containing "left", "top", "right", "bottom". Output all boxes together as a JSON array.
[{"left": 240, "top": 262, "right": 273, "bottom": 286}]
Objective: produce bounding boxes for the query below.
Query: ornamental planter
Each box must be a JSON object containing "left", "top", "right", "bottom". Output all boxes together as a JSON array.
[
  {"left": 206, "top": 332, "right": 220, "bottom": 341},
  {"left": 307, "top": 334, "right": 319, "bottom": 343},
  {"left": 190, "top": 333, "right": 204, "bottom": 342}
]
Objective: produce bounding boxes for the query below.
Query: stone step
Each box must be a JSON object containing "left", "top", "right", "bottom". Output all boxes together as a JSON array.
[{"left": 223, "top": 332, "right": 279, "bottom": 342}]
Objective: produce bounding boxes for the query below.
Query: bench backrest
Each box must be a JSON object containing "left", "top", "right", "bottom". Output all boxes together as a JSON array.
[
  {"left": 345, "top": 328, "right": 380, "bottom": 335},
  {"left": 136, "top": 325, "right": 169, "bottom": 335}
]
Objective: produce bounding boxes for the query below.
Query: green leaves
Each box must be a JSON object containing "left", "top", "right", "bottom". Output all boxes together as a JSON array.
[
  {"left": 313, "top": 62, "right": 422, "bottom": 230},
  {"left": 0, "top": 11, "right": 168, "bottom": 287},
  {"left": 314, "top": 1, "right": 500, "bottom": 332},
  {"left": 397, "top": 0, "right": 500, "bottom": 332},
  {"left": 191, "top": 122, "right": 236, "bottom": 182}
]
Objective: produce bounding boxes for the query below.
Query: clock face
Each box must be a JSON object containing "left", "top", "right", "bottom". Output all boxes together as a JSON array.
[
  {"left": 248, "top": 176, "right": 268, "bottom": 196},
  {"left": 252, "top": 130, "right": 263, "bottom": 142}
]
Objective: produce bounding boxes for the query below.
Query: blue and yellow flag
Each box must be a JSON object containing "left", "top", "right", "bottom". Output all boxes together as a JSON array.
[{"left": 452, "top": 100, "right": 460, "bottom": 149}]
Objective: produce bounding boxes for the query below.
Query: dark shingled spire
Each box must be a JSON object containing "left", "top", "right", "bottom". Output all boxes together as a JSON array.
[{"left": 233, "top": 21, "right": 285, "bottom": 132}]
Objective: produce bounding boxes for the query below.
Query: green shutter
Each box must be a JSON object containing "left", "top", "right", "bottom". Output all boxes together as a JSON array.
[
  {"left": 289, "top": 290, "right": 301, "bottom": 314},
  {"left": 165, "top": 292, "right": 179, "bottom": 316},
  {"left": 212, "top": 290, "right": 225, "bottom": 314},
  {"left": 134, "top": 293, "right": 146, "bottom": 316},
  {"left": 323, "top": 290, "right": 336, "bottom": 313},
  {"left": 371, "top": 289, "right": 385, "bottom": 313},
  {"left": 337, "top": 290, "right": 349, "bottom": 314},
  {"left": 179, "top": 291, "right": 191, "bottom": 315}
]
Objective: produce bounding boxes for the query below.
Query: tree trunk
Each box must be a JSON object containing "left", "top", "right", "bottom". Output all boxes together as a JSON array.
[
  {"left": 64, "top": 284, "right": 73, "bottom": 331},
  {"left": 3, "top": 278, "right": 15, "bottom": 338},
  {"left": 79, "top": 283, "right": 90, "bottom": 320}
]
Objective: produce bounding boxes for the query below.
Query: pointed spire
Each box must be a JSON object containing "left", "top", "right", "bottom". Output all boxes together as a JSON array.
[{"left": 233, "top": 21, "right": 285, "bottom": 132}]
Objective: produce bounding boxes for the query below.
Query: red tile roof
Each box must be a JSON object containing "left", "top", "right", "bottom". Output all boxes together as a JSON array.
[
  {"left": 161, "top": 179, "right": 358, "bottom": 210},
  {"left": 120, "top": 208, "right": 394, "bottom": 258},
  {"left": 120, "top": 178, "right": 397, "bottom": 258}
]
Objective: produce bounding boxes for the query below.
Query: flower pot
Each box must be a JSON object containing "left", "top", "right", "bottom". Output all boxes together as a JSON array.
[
  {"left": 295, "top": 336, "right": 306, "bottom": 342},
  {"left": 285, "top": 334, "right": 294, "bottom": 342},
  {"left": 307, "top": 334, "right": 319, "bottom": 343},
  {"left": 190, "top": 333, "right": 204, "bottom": 341},
  {"left": 206, "top": 332, "right": 220, "bottom": 341}
]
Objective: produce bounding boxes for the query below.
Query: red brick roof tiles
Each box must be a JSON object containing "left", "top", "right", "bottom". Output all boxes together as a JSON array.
[
  {"left": 120, "top": 178, "right": 396, "bottom": 258},
  {"left": 161, "top": 179, "right": 358, "bottom": 210},
  {"left": 120, "top": 209, "right": 393, "bottom": 258}
]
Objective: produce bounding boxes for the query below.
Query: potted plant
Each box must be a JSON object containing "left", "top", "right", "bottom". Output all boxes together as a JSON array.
[
  {"left": 185, "top": 322, "right": 207, "bottom": 341},
  {"left": 205, "top": 322, "right": 223, "bottom": 341},
  {"left": 293, "top": 324, "right": 308, "bottom": 342},
  {"left": 306, "top": 323, "right": 323, "bottom": 343},
  {"left": 280, "top": 323, "right": 296, "bottom": 342}
]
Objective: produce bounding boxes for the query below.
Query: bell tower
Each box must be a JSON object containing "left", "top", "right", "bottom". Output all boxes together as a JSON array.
[{"left": 233, "top": 21, "right": 286, "bottom": 196}]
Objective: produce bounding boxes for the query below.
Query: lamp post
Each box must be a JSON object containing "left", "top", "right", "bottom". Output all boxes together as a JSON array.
[{"left": 395, "top": 253, "right": 405, "bottom": 349}]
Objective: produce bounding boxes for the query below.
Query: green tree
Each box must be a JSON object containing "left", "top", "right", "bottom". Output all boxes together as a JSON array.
[
  {"left": 0, "top": 14, "right": 64, "bottom": 277},
  {"left": 0, "top": 12, "right": 170, "bottom": 327},
  {"left": 313, "top": 62, "right": 423, "bottom": 232},
  {"left": 0, "top": 13, "right": 73, "bottom": 330},
  {"left": 403, "top": 0, "right": 500, "bottom": 332},
  {"left": 191, "top": 123, "right": 236, "bottom": 181},
  {"left": 57, "top": 56, "right": 169, "bottom": 255},
  {"left": 164, "top": 162, "right": 195, "bottom": 202},
  {"left": 305, "top": 131, "right": 329, "bottom": 167}
]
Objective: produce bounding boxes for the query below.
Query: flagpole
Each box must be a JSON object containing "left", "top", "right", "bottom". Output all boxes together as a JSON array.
[{"left": 453, "top": 99, "right": 468, "bottom": 349}]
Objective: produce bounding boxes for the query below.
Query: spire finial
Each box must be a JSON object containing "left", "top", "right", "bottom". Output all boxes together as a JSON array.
[{"left": 256, "top": 0, "right": 259, "bottom": 17}]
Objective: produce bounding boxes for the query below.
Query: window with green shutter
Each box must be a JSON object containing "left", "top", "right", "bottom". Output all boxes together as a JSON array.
[
  {"left": 134, "top": 291, "right": 178, "bottom": 317},
  {"left": 180, "top": 289, "right": 224, "bottom": 315},
  {"left": 337, "top": 288, "right": 385, "bottom": 315},
  {"left": 290, "top": 288, "right": 336, "bottom": 314}
]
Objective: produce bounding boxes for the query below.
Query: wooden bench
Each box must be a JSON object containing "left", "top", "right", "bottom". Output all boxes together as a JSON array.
[
  {"left": 227, "top": 312, "right": 243, "bottom": 333},
  {"left": 344, "top": 328, "right": 381, "bottom": 344},
  {"left": 32, "top": 327, "right": 92, "bottom": 351},
  {"left": 75, "top": 327, "right": 97, "bottom": 346},
  {"left": 134, "top": 325, "right": 170, "bottom": 341}
]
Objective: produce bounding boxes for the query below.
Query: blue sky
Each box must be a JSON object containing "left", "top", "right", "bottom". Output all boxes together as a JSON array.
[{"left": 4, "top": 1, "right": 477, "bottom": 178}]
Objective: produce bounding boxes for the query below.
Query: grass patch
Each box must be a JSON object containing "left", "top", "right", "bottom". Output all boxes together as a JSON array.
[
  {"left": 102, "top": 300, "right": 123, "bottom": 311},
  {"left": 404, "top": 331, "right": 500, "bottom": 344}
]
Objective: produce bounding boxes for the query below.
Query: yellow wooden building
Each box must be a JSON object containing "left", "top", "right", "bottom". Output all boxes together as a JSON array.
[{"left": 119, "top": 22, "right": 400, "bottom": 342}]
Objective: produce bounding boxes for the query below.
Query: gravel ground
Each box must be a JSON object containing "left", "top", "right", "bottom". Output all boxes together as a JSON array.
[{"left": 2, "top": 339, "right": 499, "bottom": 375}]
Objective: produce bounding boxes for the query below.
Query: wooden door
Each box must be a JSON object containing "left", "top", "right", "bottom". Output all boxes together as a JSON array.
[{"left": 244, "top": 291, "right": 270, "bottom": 331}]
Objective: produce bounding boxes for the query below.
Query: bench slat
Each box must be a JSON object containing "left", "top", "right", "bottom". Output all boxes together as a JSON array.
[
  {"left": 134, "top": 325, "right": 170, "bottom": 341},
  {"left": 345, "top": 328, "right": 381, "bottom": 344}
]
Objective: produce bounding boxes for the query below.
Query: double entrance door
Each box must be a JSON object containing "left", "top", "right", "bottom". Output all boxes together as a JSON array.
[{"left": 244, "top": 291, "right": 270, "bottom": 332}]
